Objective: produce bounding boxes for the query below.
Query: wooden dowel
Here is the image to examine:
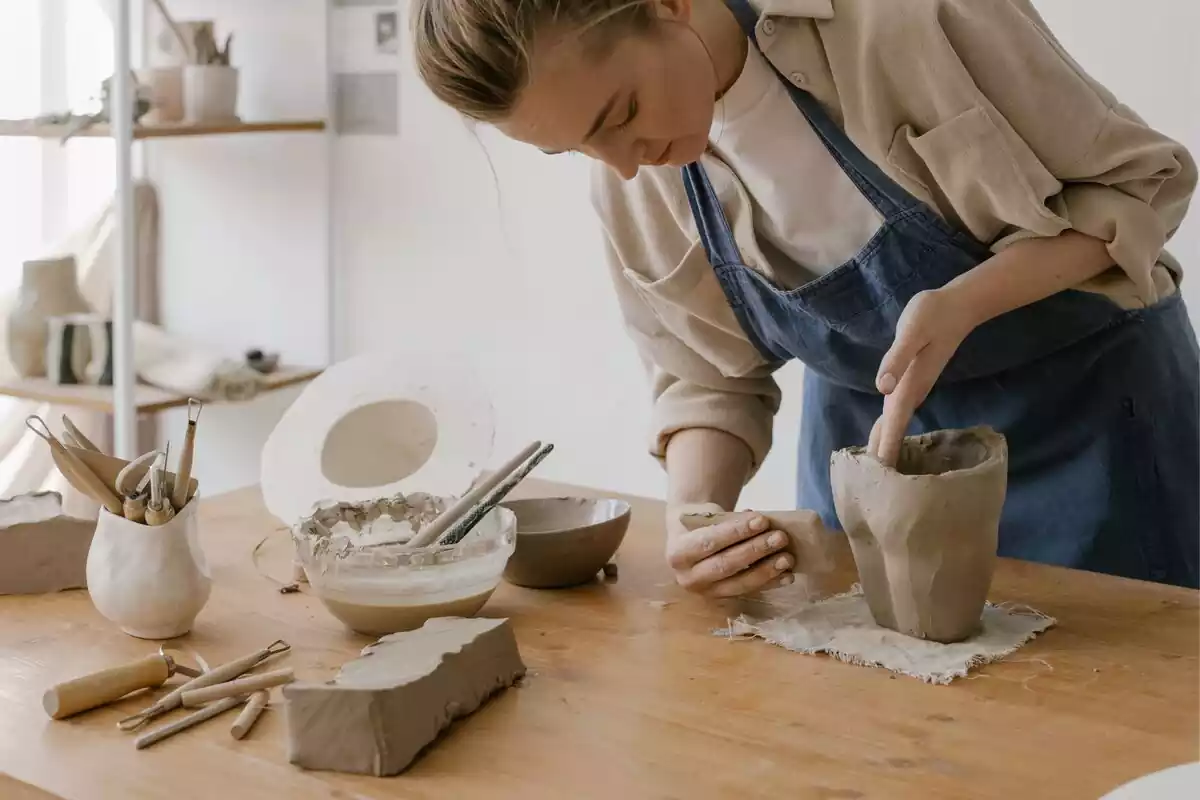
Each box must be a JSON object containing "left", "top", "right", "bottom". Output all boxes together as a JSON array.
[
  {"left": 180, "top": 668, "right": 293, "bottom": 708},
  {"left": 230, "top": 690, "right": 269, "bottom": 739},
  {"left": 134, "top": 696, "right": 245, "bottom": 750}
]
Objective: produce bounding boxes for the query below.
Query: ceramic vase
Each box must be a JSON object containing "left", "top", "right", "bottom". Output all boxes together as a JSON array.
[
  {"left": 6, "top": 256, "right": 92, "bottom": 378},
  {"left": 183, "top": 65, "right": 239, "bottom": 123},
  {"left": 136, "top": 67, "right": 184, "bottom": 123},
  {"left": 830, "top": 426, "right": 1008, "bottom": 644},
  {"left": 85, "top": 496, "right": 211, "bottom": 639}
]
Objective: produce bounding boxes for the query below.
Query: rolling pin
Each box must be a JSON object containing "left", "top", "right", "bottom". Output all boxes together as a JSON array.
[
  {"left": 230, "top": 690, "right": 269, "bottom": 739},
  {"left": 180, "top": 668, "right": 293, "bottom": 707},
  {"left": 117, "top": 639, "right": 290, "bottom": 731},
  {"left": 43, "top": 653, "right": 175, "bottom": 720}
]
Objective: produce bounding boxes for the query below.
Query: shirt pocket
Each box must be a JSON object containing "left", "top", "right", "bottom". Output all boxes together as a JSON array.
[
  {"left": 622, "top": 242, "right": 766, "bottom": 379},
  {"left": 887, "top": 106, "right": 1069, "bottom": 245}
]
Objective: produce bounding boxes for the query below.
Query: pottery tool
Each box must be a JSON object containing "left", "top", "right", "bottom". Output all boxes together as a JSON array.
[
  {"left": 60, "top": 415, "right": 101, "bottom": 453},
  {"left": 180, "top": 668, "right": 293, "bottom": 708},
  {"left": 406, "top": 441, "right": 543, "bottom": 549},
  {"left": 65, "top": 443, "right": 197, "bottom": 503},
  {"left": 145, "top": 454, "right": 175, "bottom": 526},
  {"left": 435, "top": 443, "right": 555, "bottom": 547},
  {"left": 230, "top": 690, "right": 269, "bottom": 739},
  {"left": 123, "top": 492, "right": 147, "bottom": 523},
  {"left": 116, "top": 449, "right": 160, "bottom": 497},
  {"left": 170, "top": 398, "right": 202, "bottom": 510},
  {"left": 134, "top": 696, "right": 246, "bottom": 750},
  {"left": 25, "top": 416, "right": 123, "bottom": 515},
  {"left": 147, "top": 0, "right": 194, "bottom": 63},
  {"left": 117, "top": 639, "right": 290, "bottom": 731},
  {"left": 44, "top": 652, "right": 181, "bottom": 720}
]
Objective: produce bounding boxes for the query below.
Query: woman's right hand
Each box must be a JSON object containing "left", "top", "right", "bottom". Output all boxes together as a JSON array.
[{"left": 665, "top": 503, "right": 795, "bottom": 597}]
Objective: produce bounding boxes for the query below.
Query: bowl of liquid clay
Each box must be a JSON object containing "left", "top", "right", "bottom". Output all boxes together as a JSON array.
[{"left": 292, "top": 493, "right": 517, "bottom": 637}]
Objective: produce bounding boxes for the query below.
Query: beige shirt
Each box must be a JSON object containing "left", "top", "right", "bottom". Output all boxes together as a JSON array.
[{"left": 591, "top": 0, "right": 1197, "bottom": 475}]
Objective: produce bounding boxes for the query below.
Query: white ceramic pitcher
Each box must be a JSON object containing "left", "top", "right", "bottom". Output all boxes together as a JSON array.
[{"left": 86, "top": 496, "right": 211, "bottom": 639}]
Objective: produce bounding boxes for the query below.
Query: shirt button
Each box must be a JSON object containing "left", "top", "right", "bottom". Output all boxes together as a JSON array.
[
  {"left": 790, "top": 71, "right": 807, "bottom": 86},
  {"left": 761, "top": 18, "right": 776, "bottom": 36}
]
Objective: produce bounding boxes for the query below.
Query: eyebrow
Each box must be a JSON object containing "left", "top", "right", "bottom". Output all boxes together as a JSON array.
[{"left": 540, "top": 91, "right": 619, "bottom": 156}]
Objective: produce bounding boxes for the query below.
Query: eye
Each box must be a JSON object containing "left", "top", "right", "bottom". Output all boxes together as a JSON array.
[{"left": 614, "top": 95, "right": 638, "bottom": 130}]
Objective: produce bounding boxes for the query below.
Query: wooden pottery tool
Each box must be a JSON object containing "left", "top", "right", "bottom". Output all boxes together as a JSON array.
[
  {"left": 435, "top": 443, "right": 555, "bottom": 547},
  {"left": 44, "top": 650, "right": 192, "bottom": 720},
  {"left": 180, "top": 668, "right": 293, "bottom": 708},
  {"left": 170, "top": 398, "right": 202, "bottom": 510},
  {"left": 134, "top": 696, "right": 246, "bottom": 750},
  {"left": 60, "top": 414, "right": 101, "bottom": 453},
  {"left": 123, "top": 492, "right": 147, "bottom": 523},
  {"left": 144, "top": 455, "right": 175, "bottom": 526},
  {"left": 65, "top": 444, "right": 197, "bottom": 503},
  {"left": 406, "top": 440, "right": 543, "bottom": 549},
  {"left": 25, "top": 416, "right": 123, "bottom": 515},
  {"left": 115, "top": 450, "right": 160, "bottom": 497},
  {"left": 230, "top": 690, "right": 269, "bottom": 739},
  {"left": 118, "top": 639, "right": 290, "bottom": 731}
]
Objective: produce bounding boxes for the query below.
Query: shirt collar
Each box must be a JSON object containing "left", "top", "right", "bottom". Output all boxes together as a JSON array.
[{"left": 756, "top": 0, "right": 835, "bottom": 20}]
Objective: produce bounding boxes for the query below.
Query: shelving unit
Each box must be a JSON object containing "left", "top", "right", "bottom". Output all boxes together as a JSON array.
[{"left": 0, "top": 0, "right": 329, "bottom": 457}]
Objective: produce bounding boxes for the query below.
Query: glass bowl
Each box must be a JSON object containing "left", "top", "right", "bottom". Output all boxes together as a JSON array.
[{"left": 292, "top": 505, "right": 516, "bottom": 636}]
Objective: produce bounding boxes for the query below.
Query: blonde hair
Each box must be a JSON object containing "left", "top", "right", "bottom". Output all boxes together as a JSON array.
[{"left": 412, "top": 0, "right": 655, "bottom": 123}]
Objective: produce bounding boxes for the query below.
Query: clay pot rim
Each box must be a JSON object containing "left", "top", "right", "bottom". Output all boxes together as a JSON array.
[
  {"left": 500, "top": 497, "right": 632, "bottom": 538},
  {"left": 835, "top": 426, "right": 1007, "bottom": 480}
]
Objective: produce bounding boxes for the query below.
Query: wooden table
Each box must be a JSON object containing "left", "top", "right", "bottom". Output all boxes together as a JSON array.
[{"left": 1, "top": 481, "right": 1196, "bottom": 799}]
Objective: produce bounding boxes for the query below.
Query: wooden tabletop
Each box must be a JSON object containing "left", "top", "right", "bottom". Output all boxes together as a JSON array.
[{"left": 0, "top": 480, "right": 1196, "bottom": 799}]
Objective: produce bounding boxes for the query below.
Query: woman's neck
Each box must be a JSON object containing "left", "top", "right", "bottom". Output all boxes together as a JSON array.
[{"left": 692, "top": 0, "right": 749, "bottom": 100}]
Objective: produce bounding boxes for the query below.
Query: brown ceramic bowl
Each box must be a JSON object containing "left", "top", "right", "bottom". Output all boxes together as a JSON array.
[{"left": 500, "top": 497, "right": 632, "bottom": 589}]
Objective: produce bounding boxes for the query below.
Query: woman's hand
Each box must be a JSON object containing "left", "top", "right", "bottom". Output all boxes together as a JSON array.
[
  {"left": 869, "top": 289, "right": 977, "bottom": 466},
  {"left": 665, "top": 503, "right": 795, "bottom": 597}
]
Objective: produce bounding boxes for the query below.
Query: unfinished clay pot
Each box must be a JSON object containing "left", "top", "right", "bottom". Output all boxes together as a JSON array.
[
  {"left": 7, "top": 256, "right": 92, "bottom": 378},
  {"left": 500, "top": 497, "right": 630, "bottom": 589},
  {"left": 830, "top": 426, "right": 1007, "bottom": 644}
]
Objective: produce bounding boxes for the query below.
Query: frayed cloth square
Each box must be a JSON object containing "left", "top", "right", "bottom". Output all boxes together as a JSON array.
[{"left": 713, "top": 585, "right": 1055, "bottom": 685}]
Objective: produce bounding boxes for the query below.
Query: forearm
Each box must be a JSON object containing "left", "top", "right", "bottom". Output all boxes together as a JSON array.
[
  {"left": 665, "top": 427, "right": 754, "bottom": 512},
  {"left": 943, "top": 231, "right": 1115, "bottom": 326}
]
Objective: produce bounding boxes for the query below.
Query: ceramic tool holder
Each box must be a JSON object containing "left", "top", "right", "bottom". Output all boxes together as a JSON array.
[{"left": 86, "top": 494, "right": 211, "bottom": 639}]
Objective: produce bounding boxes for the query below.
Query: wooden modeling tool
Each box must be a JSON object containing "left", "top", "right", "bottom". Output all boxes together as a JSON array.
[
  {"left": 145, "top": 454, "right": 175, "bottom": 526},
  {"left": 123, "top": 492, "right": 147, "bottom": 523},
  {"left": 118, "top": 639, "right": 291, "bottom": 731},
  {"left": 64, "top": 445, "right": 197, "bottom": 506},
  {"left": 61, "top": 415, "right": 101, "bottom": 452},
  {"left": 230, "top": 690, "right": 269, "bottom": 739},
  {"left": 116, "top": 450, "right": 160, "bottom": 497},
  {"left": 134, "top": 696, "right": 246, "bottom": 750},
  {"left": 406, "top": 440, "right": 543, "bottom": 549},
  {"left": 44, "top": 652, "right": 177, "bottom": 720},
  {"left": 171, "top": 398, "right": 202, "bottom": 510},
  {"left": 25, "top": 416, "right": 123, "bottom": 515},
  {"left": 435, "top": 443, "right": 555, "bottom": 547},
  {"left": 180, "top": 668, "right": 294, "bottom": 708}
]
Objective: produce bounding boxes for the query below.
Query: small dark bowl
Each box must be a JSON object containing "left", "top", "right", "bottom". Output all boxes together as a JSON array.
[{"left": 500, "top": 497, "right": 631, "bottom": 589}]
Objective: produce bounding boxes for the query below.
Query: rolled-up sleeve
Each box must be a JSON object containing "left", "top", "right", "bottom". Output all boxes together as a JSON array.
[{"left": 929, "top": 0, "right": 1196, "bottom": 300}]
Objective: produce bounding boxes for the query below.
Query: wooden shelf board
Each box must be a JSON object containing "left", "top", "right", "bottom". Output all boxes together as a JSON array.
[
  {"left": 0, "top": 366, "right": 322, "bottom": 414},
  {"left": 0, "top": 119, "right": 326, "bottom": 139}
]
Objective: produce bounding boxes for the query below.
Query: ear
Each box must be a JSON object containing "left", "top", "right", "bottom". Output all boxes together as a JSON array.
[{"left": 653, "top": 0, "right": 694, "bottom": 24}]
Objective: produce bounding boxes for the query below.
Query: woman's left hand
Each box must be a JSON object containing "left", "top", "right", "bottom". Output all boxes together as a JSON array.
[{"left": 869, "top": 288, "right": 978, "bottom": 466}]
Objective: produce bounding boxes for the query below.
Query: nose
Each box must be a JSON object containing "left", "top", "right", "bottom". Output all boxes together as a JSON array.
[{"left": 594, "top": 139, "right": 643, "bottom": 180}]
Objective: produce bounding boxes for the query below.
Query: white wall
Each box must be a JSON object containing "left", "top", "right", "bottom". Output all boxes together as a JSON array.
[{"left": 157, "top": 1, "right": 1199, "bottom": 509}]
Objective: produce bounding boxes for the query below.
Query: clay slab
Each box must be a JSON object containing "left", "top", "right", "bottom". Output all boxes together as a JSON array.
[
  {"left": 0, "top": 491, "right": 94, "bottom": 595},
  {"left": 283, "top": 616, "right": 525, "bottom": 776}
]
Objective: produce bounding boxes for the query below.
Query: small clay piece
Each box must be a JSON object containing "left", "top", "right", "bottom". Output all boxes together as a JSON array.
[
  {"left": 230, "top": 690, "right": 269, "bottom": 739},
  {"left": 602, "top": 562, "right": 619, "bottom": 579},
  {"left": 501, "top": 497, "right": 631, "bottom": 589},
  {"left": 679, "top": 508, "right": 844, "bottom": 580},
  {"left": 830, "top": 426, "right": 1008, "bottom": 644},
  {"left": 0, "top": 491, "right": 94, "bottom": 595},
  {"left": 180, "top": 667, "right": 294, "bottom": 707},
  {"left": 283, "top": 617, "right": 526, "bottom": 776}
]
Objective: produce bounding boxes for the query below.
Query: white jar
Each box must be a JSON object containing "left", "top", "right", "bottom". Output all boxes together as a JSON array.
[
  {"left": 182, "top": 65, "right": 239, "bottom": 123},
  {"left": 86, "top": 496, "right": 211, "bottom": 639}
]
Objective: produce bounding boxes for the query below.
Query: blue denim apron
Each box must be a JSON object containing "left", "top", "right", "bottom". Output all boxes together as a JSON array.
[{"left": 681, "top": 0, "right": 1199, "bottom": 588}]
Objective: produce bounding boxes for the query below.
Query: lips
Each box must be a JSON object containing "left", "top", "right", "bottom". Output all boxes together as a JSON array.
[{"left": 648, "top": 142, "right": 673, "bottom": 167}]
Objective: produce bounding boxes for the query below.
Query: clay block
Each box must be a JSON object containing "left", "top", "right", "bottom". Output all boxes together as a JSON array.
[
  {"left": 283, "top": 616, "right": 526, "bottom": 776},
  {"left": 0, "top": 491, "right": 95, "bottom": 595},
  {"left": 830, "top": 426, "right": 1007, "bottom": 644}
]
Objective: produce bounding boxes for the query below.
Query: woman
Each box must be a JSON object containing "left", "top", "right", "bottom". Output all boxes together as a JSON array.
[{"left": 413, "top": 0, "right": 1199, "bottom": 592}]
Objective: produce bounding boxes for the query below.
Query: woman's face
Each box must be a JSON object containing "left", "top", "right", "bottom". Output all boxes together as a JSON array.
[{"left": 498, "top": 3, "right": 717, "bottom": 180}]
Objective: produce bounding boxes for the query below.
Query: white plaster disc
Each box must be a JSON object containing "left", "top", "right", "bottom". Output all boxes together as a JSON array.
[
  {"left": 1100, "top": 762, "right": 1200, "bottom": 799},
  {"left": 260, "top": 349, "right": 494, "bottom": 525}
]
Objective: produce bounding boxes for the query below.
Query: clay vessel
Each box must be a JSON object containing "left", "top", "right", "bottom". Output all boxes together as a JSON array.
[
  {"left": 86, "top": 495, "right": 211, "bottom": 639},
  {"left": 6, "top": 256, "right": 92, "bottom": 378},
  {"left": 830, "top": 426, "right": 1007, "bottom": 644},
  {"left": 500, "top": 497, "right": 631, "bottom": 589}
]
